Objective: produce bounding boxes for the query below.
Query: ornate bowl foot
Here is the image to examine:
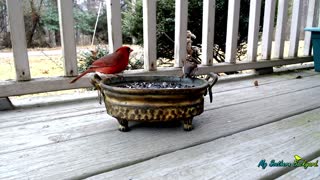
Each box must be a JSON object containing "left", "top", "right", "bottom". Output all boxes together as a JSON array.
[
  {"left": 183, "top": 118, "right": 193, "bottom": 131},
  {"left": 117, "top": 119, "right": 130, "bottom": 132}
]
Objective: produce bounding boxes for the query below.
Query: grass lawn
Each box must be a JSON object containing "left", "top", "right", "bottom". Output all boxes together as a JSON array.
[
  {"left": 0, "top": 55, "right": 65, "bottom": 80},
  {"left": 0, "top": 45, "right": 145, "bottom": 81},
  {"left": 0, "top": 45, "right": 144, "bottom": 99}
]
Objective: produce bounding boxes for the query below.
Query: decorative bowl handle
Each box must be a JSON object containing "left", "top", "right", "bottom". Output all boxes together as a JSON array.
[
  {"left": 205, "top": 72, "right": 218, "bottom": 103},
  {"left": 90, "top": 74, "right": 104, "bottom": 104}
]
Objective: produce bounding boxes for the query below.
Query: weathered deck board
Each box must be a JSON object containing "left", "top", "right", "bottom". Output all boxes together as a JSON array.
[
  {"left": 1, "top": 71, "right": 320, "bottom": 179},
  {"left": 207, "top": 73, "right": 320, "bottom": 108},
  {"left": 0, "top": 99, "right": 105, "bottom": 129},
  {"left": 277, "top": 157, "right": 320, "bottom": 180},
  {"left": 0, "top": 112, "right": 116, "bottom": 154},
  {"left": 86, "top": 108, "right": 320, "bottom": 180},
  {"left": 2, "top": 69, "right": 317, "bottom": 128},
  {"left": 1, "top": 72, "right": 320, "bottom": 155},
  {"left": 212, "top": 68, "right": 317, "bottom": 93}
]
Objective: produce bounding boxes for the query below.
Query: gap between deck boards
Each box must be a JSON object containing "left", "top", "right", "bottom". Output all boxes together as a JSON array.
[
  {"left": 8, "top": 68, "right": 318, "bottom": 109},
  {"left": 2, "top": 69, "right": 319, "bottom": 128},
  {"left": 78, "top": 83, "right": 320, "bottom": 179},
  {"left": 84, "top": 108, "right": 320, "bottom": 179},
  {"left": 2, "top": 74, "right": 320, "bottom": 156},
  {"left": 83, "top": 106, "right": 320, "bottom": 179}
]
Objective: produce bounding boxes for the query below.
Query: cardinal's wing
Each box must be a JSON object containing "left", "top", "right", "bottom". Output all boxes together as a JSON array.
[{"left": 90, "top": 53, "right": 120, "bottom": 68}]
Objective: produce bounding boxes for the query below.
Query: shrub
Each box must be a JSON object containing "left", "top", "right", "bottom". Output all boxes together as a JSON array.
[
  {"left": 77, "top": 46, "right": 108, "bottom": 73},
  {"left": 122, "top": 0, "right": 258, "bottom": 62}
]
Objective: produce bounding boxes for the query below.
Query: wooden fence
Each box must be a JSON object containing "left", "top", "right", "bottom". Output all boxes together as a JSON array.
[{"left": 0, "top": 0, "right": 318, "bottom": 97}]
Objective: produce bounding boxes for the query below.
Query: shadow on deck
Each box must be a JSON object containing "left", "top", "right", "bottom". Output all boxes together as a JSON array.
[{"left": 1, "top": 69, "right": 320, "bottom": 179}]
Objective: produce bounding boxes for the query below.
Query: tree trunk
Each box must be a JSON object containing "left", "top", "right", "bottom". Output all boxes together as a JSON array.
[
  {"left": 50, "top": 30, "right": 56, "bottom": 47},
  {"left": 55, "top": 30, "right": 61, "bottom": 46},
  {"left": 27, "top": 0, "right": 43, "bottom": 47}
]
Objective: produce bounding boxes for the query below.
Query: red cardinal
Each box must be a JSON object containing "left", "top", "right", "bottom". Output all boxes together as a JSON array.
[{"left": 70, "top": 46, "right": 133, "bottom": 83}]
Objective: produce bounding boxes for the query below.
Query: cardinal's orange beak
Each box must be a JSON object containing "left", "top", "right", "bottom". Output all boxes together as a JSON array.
[{"left": 130, "top": 48, "right": 133, "bottom": 53}]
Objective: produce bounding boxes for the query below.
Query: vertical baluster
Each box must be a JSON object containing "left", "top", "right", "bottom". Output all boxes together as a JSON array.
[
  {"left": 304, "top": 0, "right": 319, "bottom": 56},
  {"left": 58, "top": 0, "right": 78, "bottom": 77},
  {"left": 274, "top": 0, "right": 288, "bottom": 59},
  {"left": 288, "top": 0, "right": 302, "bottom": 57},
  {"left": 247, "top": 0, "right": 262, "bottom": 62},
  {"left": 225, "top": 0, "right": 240, "bottom": 64},
  {"left": 174, "top": 0, "right": 188, "bottom": 68},
  {"left": 261, "top": 0, "right": 276, "bottom": 60},
  {"left": 201, "top": 0, "right": 215, "bottom": 66},
  {"left": 143, "top": 0, "right": 157, "bottom": 71},
  {"left": 7, "top": 0, "right": 31, "bottom": 81},
  {"left": 106, "top": 0, "right": 122, "bottom": 53}
]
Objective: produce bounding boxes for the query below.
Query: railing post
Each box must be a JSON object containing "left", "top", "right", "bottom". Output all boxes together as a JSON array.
[
  {"left": 247, "top": 0, "right": 262, "bottom": 62},
  {"left": 304, "top": 0, "right": 319, "bottom": 56},
  {"left": 288, "top": 0, "right": 302, "bottom": 57},
  {"left": 274, "top": 0, "right": 288, "bottom": 59},
  {"left": 143, "top": 0, "right": 157, "bottom": 71},
  {"left": 106, "top": 0, "right": 122, "bottom": 53},
  {"left": 201, "top": 0, "right": 215, "bottom": 66},
  {"left": 6, "top": 0, "right": 31, "bottom": 81},
  {"left": 261, "top": 0, "right": 276, "bottom": 60},
  {"left": 58, "top": 0, "right": 78, "bottom": 77},
  {"left": 225, "top": 0, "right": 240, "bottom": 64},
  {"left": 174, "top": 0, "right": 188, "bottom": 68}
]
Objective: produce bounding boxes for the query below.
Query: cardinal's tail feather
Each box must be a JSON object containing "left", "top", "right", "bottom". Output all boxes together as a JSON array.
[{"left": 70, "top": 69, "right": 94, "bottom": 84}]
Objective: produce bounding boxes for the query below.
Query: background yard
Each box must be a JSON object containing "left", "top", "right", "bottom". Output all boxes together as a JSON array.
[{"left": 0, "top": 40, "right": 307, "bottom": 80}]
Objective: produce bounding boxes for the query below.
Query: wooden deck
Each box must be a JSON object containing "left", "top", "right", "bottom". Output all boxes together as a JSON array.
[{"left": 1, "top": 69, "right": 320, "bottom": 180}]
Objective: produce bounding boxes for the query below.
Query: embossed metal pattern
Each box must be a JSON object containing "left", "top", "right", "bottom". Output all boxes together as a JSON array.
[{"left": 91, "top": 74, "right": 217, "bottom": 131}]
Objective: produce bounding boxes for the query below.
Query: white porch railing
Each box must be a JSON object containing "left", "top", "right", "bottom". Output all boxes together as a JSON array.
[{"left": 0, "top": 0, "right": 318, "bottom": 97}]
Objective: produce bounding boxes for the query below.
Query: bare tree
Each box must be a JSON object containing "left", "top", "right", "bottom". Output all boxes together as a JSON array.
[{"left": 27, "top": 0, "right": 44, "bottom": 46}]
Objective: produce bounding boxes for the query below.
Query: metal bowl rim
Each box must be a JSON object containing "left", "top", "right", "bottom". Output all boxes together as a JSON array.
[{"left": 99, "top": 75, "right": 209, "bottom": 94}]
